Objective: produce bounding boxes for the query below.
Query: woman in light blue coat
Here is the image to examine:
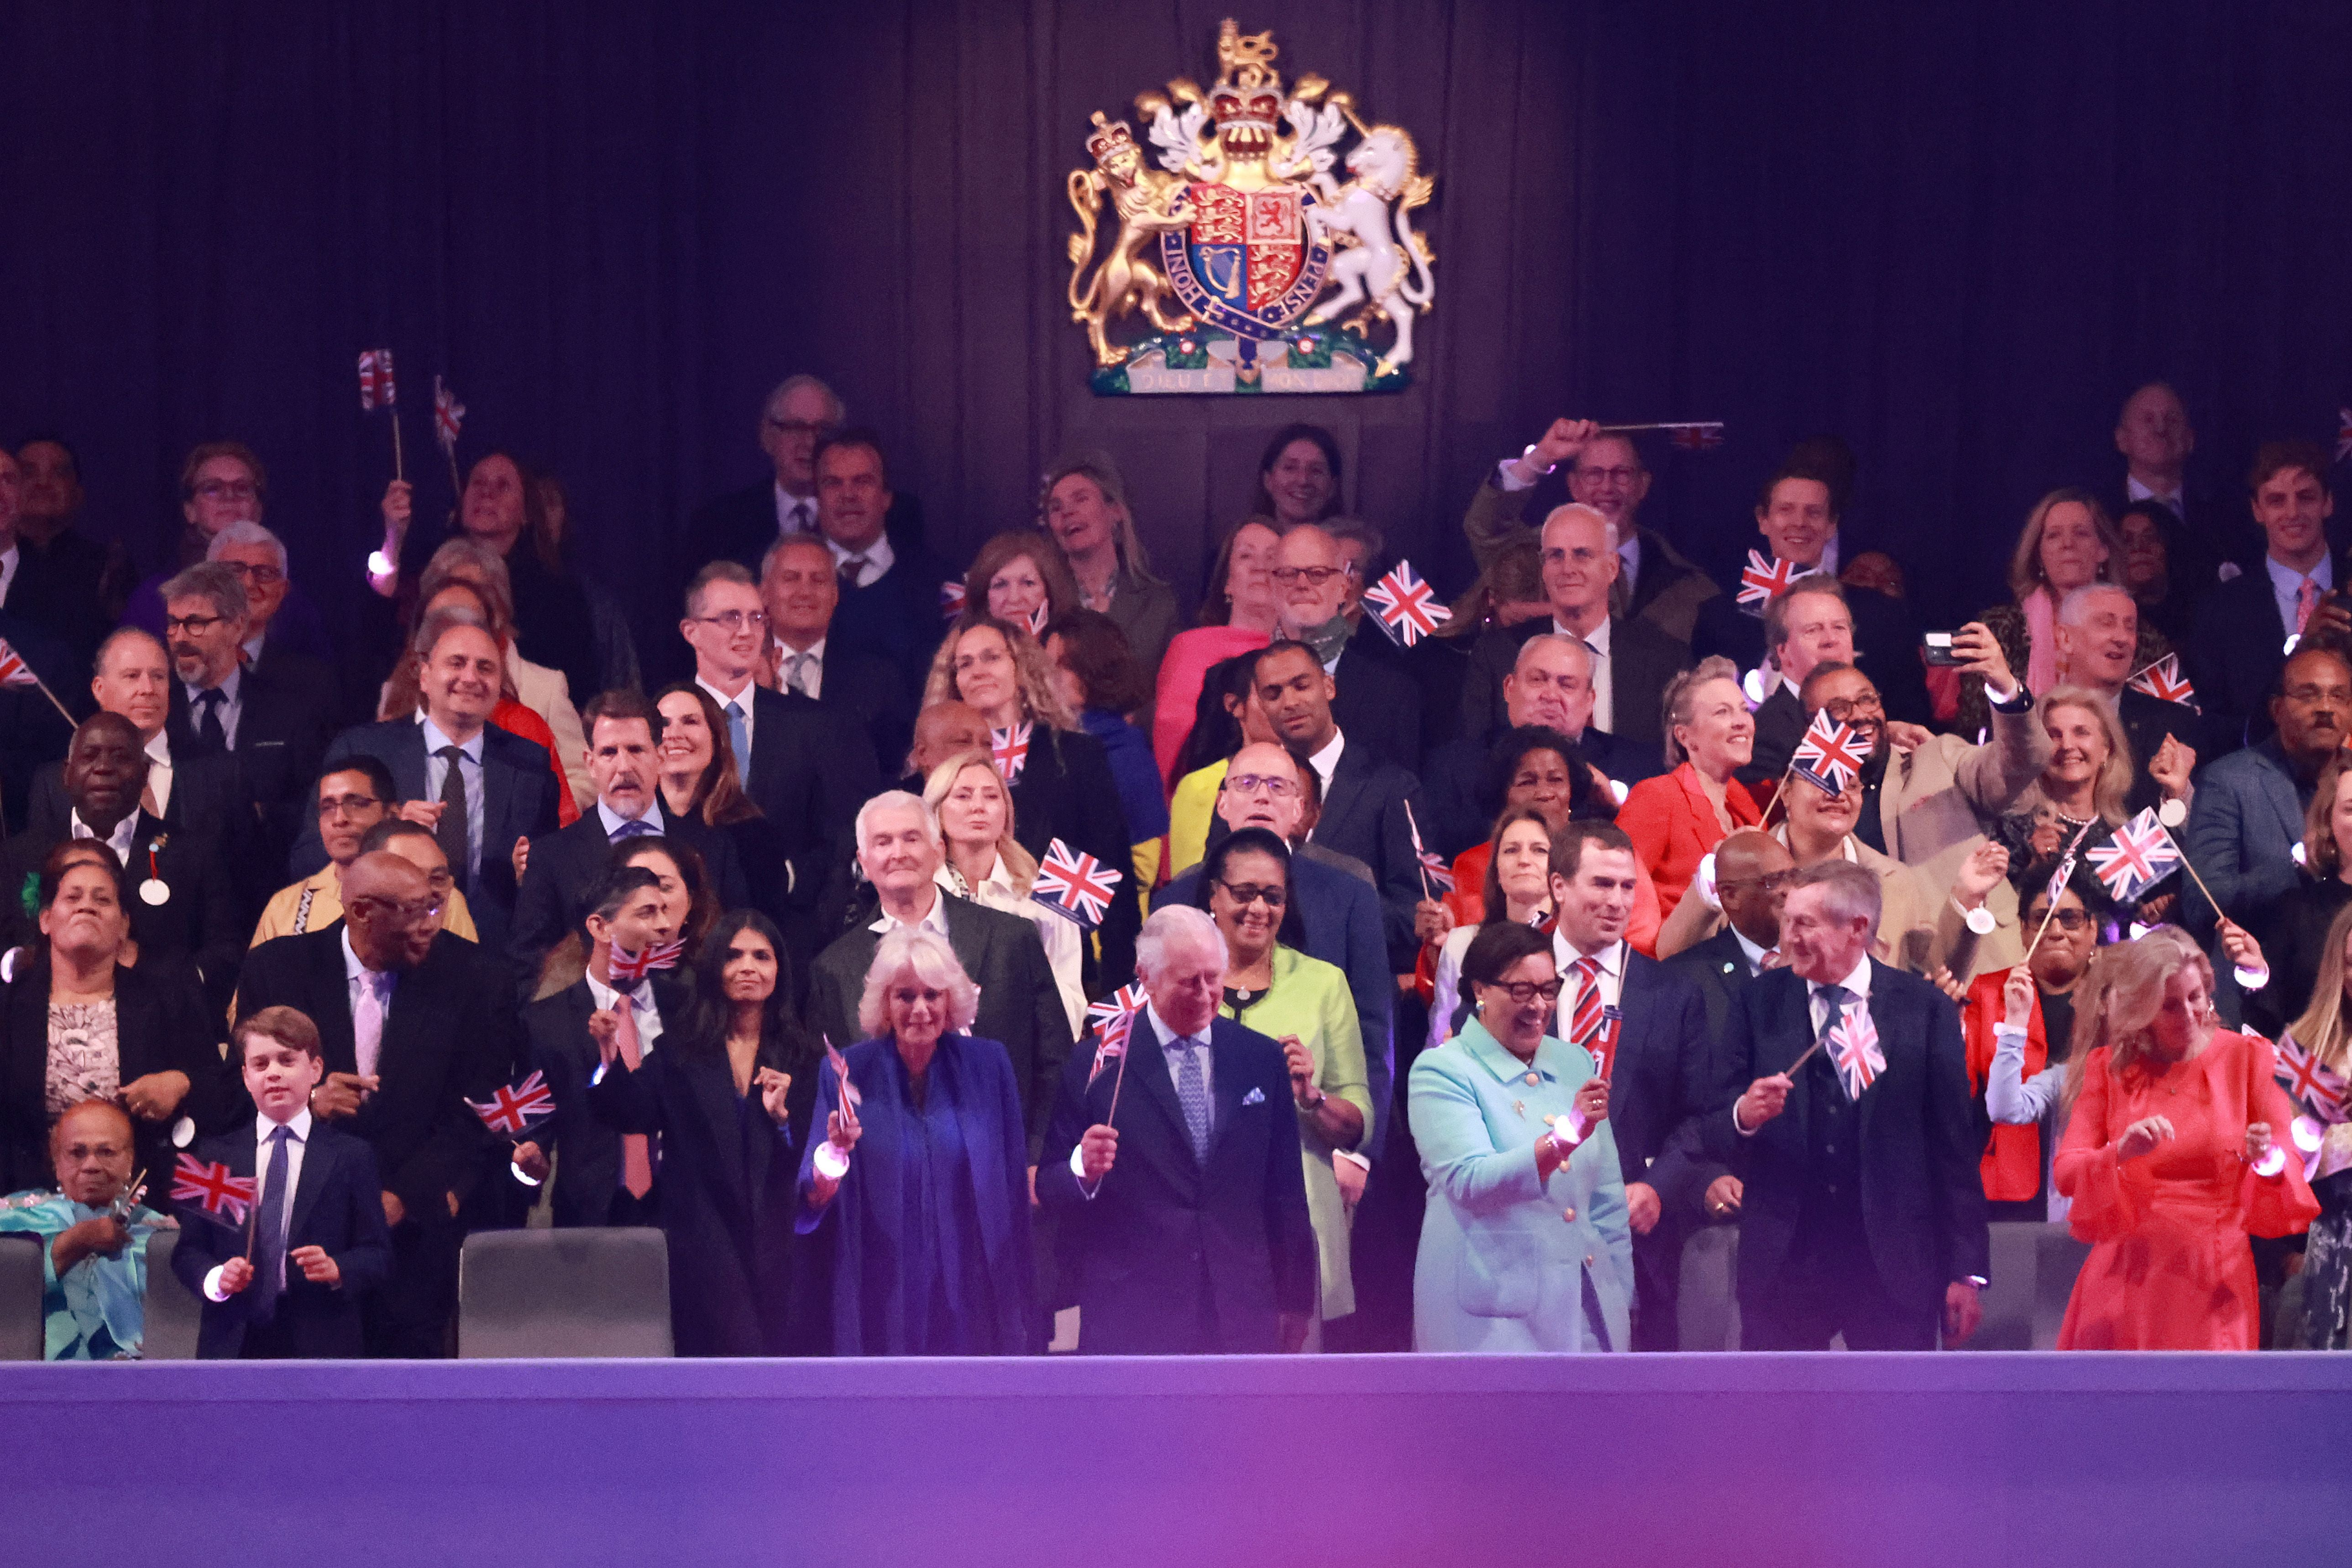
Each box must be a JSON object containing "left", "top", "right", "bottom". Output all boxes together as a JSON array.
[{"left": 1409, "top": 921, "right": 1632, "bottom": 1352}]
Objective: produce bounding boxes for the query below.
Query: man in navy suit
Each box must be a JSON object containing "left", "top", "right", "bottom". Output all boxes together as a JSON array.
[
  {"left": 1545, "top": 821, "right": 1723, "bottom": 1350},
  {"left": 173, "top": 1007, "right": 393, "bottom": 1359},
  {"left": 809, "top": 431, "right": 947, "bottom": 700},
  {"left": 1273, "top": 524, "right": 1423, "bottom": 774},
  {"left": 1664, "top": 829, "right": 1793, "bottom": 1044},
  {"left": 1041, "top": 905, "right": 1316, "bottom": 1354},
  {"left": 760, "top": 534, "right": 913, "bottom": 778},
  {"left": 2188, "top": 441, "right": 2347, "bottom": 743},
  {"left": 294, "top": 608, "right": 562, "bottom": 959},
  {"left": 1706, "top": 860, "right": 1988, "bottom": 1350}
]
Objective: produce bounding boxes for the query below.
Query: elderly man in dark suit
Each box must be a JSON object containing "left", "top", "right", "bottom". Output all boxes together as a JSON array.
[
  {"left": 1252, "top": 640, "right": 1428, "bottom": 970},
  {"left": 235, "top": 851, "right": 518, "bottom": 1357},
  {"left": 1040, "top": 904, "right": 1317, "bottom": 1353},
  {"left": 294, "top": 607, "right": 562, "bottom": 959},
  {"left": 1705, "top": 859, "right": 1988, "bottom": 1349},
  {"left": 804, "top": 792, "right": 1071, "bottom": 1162}
]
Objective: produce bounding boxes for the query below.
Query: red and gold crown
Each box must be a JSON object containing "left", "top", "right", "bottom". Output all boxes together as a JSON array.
[
  {"left": 1206, "top": 19, "right": 1283, "bottom": 134},
  {"left": 1085, "top": 111, "right": 1137, "bottom": 164}
]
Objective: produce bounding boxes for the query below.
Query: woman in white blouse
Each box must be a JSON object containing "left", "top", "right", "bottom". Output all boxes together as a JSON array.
[
  {"left": 921, "top": 750, "right": 1085, "bottom": 1036},
  {"left": 1427, "top": 806, "right": 1556, "bottom": 1055}
]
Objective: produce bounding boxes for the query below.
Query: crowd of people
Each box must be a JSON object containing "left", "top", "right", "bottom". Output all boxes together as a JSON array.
[{"left": 0, "top": 374, "right": 2342, "bottom": 1360}]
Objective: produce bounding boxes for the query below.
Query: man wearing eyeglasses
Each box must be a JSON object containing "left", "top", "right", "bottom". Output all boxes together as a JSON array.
[
  {"left": 122, "top": 441, "right": 337, "bottom": 667},
  {"left": 1273, "top": 525, "right": 1421, "bottom": 772},
  {"left": 249, "top": 761, "right": 482, "bottom": 946},
  {"left": 238, "top": 850, "right": 521, "bottom": 1357}
]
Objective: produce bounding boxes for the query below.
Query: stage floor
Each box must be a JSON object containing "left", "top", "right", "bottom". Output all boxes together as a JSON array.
[{"left": 8, "top": 1353, "right": 2350, "bottom": 1565}]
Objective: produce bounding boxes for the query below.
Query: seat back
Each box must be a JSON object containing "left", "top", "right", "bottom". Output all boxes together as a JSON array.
[
  {"left": 0, "top": 1234, "right": 45, "bottom": 1360},
  {"left": 1952, "top": 1221, "right": 2045, "bottom": 1350},
  {"left": 140, "top": 1229, "right": 204, "bottom": 1360},
  {"left": 1676, "top": 1223, "right": 1742, "bottom": 1351},
  {"left": 458, "top": 1227, "right": 673, "bottom": 1358},
  {"left": 2031, "top": 1221, "right": 2091, "bottom": 1349}
]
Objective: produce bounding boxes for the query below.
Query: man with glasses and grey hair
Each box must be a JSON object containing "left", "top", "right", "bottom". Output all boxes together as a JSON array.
[
  {"left": 1706, "top": 858, "right": 1988, "bottom": 1350},
  {"left": 1273, "top": 523, "right": 1421, "bottom": 772},
  {"left": 1041, "top": 902, "right": 1317, "bottom": 1353}
]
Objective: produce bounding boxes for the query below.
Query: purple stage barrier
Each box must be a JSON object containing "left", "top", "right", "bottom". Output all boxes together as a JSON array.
[{"left": 7, "top": 1353, "right": 2350, "bottom": 1564}]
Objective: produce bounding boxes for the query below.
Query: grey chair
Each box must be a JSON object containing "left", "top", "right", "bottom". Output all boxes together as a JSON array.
[
  {"left": 1676, "top": 1222, "right": 1741, "bottom": 1351},
  {"left": 458, "top": 1227, "right": 673, "bottom": 1358},
  {"left": 2032, "top": 1220, "right": 2091, "bottom": 1349},
  {"left": 1954, "top": 1221, "right": 2045, "bottom": 1350},
  {"left": 0, "top": 1234, "right": 46, "bottom": 1360},
  {"left": 140, "top": 1228, "right": 204, "bottom": 1361}
]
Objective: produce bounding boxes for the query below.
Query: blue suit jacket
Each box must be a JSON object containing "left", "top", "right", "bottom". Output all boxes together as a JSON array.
[
  {"left": 293, "top": 717, "right": 563, "bottom": 956},
  {"left": 2182, "top": 736, "right": 2307, "bottom": 935},
  {"left": 1604, "top": 950, "right": 1727, "bottom": 1218},
  {"left": 169, "top": 1120, "right": 393, "bottom": 1359},
  {"left": 1157, "top": 854, "right": 1395, "bottom": 1157}
]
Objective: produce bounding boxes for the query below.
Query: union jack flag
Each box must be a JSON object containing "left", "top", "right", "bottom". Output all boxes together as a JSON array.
[
  {"left": 1791, "top": 709, "right": 1869, "bottom": 796},
  {"left": 432, "top": 375, "right": 465, "bottom": 453},
  {"left": 1669, "top": 423, "right": 1725, "bottom": 451},
  {"left": 2085, "top": 808, "right": 2183, "bottom": 902},
  {"left": 2274, "top": 1031, "right": 2349, "bottom": 1123},
  {"left": 1362, "top": 560, "right": 1451, "bottom": 649},
  {"left": 1085, "top": 983, "right": 1147, "bottom": 1034},
  {"left": 1735, "top": 550, "right": 1797, "bottom": 613},
  {"left": 990, "top": 721, "right": 1032, "bottom": 783},
  {"left": 467, "top": 1071, "right": 556, "bottom": 1136},
  {"left": 939, "top": 580, "right": 968, "bottom": 621},
  {"left": 607, "top": 939, "right": 685, "bottom": 986},
  {"left": 2336, "top": 407, "right": 2352, "bottom": 466},
  {"left": 1032, "top": 837, "right": 1122, "bottom": 928},
  {"left": 0, "top": 638, "right": 36, "bottom": 690},
  {"left": 357, "top": 348, "right": 397, "bottom": 411},
  {"left": 171, "top": 1153, "right": 257, "bottom": 1225},
  {"left": 1024, "top": 603, "right": 1050, "bottom": 637},
  {"left": 1828, "top": 1002, "right": 1885, "bottom": 1100},
  {"left": 1086, "top": 1001, "right": 1138, "bottom": 1089},
  {"left": 2127, "top": 655, "right": 2198, "bottom": 712},
  {"left": 825, "top": 1038, "right": 862, "bottom": 1116},
  {"left": 1403, "top": 799, "right": 1454, "bottom": 892}
]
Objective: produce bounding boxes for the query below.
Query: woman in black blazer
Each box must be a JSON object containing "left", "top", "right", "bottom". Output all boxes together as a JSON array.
[
  {"left": 587, "top": 909, "right": 818, "bottom": 1356},
  {"left": 920, "top": 613, "right": 1139, "bottom": 985},
  {"left": 2, "top": 844, "right": 231, "bottom": 1193}
]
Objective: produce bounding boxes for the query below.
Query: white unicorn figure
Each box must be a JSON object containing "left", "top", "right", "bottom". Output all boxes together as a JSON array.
[{"left": 1302, "top": 125, "right": 1435, "bottom": 376}]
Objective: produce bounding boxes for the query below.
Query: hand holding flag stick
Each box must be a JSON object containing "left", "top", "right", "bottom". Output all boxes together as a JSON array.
[
  {"left": 0, "top": 638, "right": 80, "bottom": 727},
  {"left": 2021, "top": 817, "right": 2098, "bottom": 963}
]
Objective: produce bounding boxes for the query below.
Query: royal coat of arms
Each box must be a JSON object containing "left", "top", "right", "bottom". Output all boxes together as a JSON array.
[{"left": 1066, "top": 19, "right": 1437, "bottom": 395}]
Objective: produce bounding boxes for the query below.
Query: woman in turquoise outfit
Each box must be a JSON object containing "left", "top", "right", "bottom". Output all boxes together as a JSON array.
[{"left": 1409, "top": 921, "right": 1631, "bottom": 1353}]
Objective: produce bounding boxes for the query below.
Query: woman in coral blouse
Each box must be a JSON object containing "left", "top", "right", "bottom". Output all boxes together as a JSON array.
[
  {"left": 1617, "top": 656, "right": 1757, "bottom": 920},
  {"left": 2053, "top": 925, "right": 2317, "bottom": 1350}
]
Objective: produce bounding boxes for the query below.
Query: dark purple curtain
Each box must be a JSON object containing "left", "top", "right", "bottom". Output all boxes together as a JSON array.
[{"left": 4, "top": 0, "right": 2349, "bottom": 661}]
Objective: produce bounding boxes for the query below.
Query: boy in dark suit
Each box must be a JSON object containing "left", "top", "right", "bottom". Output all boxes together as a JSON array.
[{"left": 173, "top": 1007, "right": 392, "bottom": 1359}]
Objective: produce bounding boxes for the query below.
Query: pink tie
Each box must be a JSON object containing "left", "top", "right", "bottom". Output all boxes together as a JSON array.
[
  {"left": 2297, "top": 577, "right": 2320, "bottom": 635},
  {"left": 614, "top": 996, "right": 654, "bottom": 1199},
  {"left": 353, "top": 970, "right": 387, "bottom": 1079}
]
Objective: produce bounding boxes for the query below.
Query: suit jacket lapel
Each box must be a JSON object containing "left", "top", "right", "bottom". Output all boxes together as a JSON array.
[
  {"left": 309, "top": 929, "right": 361, "bottom": 1075},
  {"left": 1121, "top": 1015, "right": 1194, "bottom": 1168},
  {"left": 477, "top": 736, "right": 517, "bottom": 869},
  {"left": 1319, "top": 750, "right": 1367, "bottom": 845},
  {"left": 287, "top": 1124, "right": 333, "bottom": 1242},
  {"left": 680, "top": 1054, "right": 754, "bottom": 1229},
  {"left": 1206, "top": 1022, "right": 1248, "bottom": 1157}
]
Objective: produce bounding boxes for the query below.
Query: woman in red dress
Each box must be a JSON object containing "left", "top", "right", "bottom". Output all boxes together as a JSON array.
[{"left": 2053, "top": 926, "right": 2317, "bottom": 1350}]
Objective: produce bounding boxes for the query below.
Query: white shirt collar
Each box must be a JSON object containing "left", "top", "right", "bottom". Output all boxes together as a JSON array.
[
  {"left": 824, "top": 533, "right": 895, "bottom": 583},
  {"left": 1306, "top": 727, "right": 1346, "bottom": 786},
  {"left": 774, "top": 482, "right": 817, "bottom": 531},
  {"left": 696, "top": 672, "right": 757, "bottom": 710},
  {"left": 68, "top": 809, "right": 140, "bottom": 864},
  {"left": 254, "top": 1107, "right": 314, "bottom": 1144},
  {"left": 340, "top": 927, "right": 391, "bottom": 985},
  {"left": 144, "top": 731, "right": 172, "bottom": 769},
  {"left": 186, "top": 663, "right": 241, "bottom": 708},
  {"left": 2266, "top": 553, "right": 2331, "bottom": 593},
  {"left": 869, "top": 884, "right": 953, "bottom": 939},
  {"left": 938, "top": 854, "right": 1014, "bottom": 900},
  {"left": 1144, "top": 999, "right": 1211, "bottom": 1051},
  {"left": 596, "top": 798, "right": 666, "bottom": 838},
  {"left": 1808, "top": 951, "right": 1874, "bottom": 1004},
  {"left": 1731, "top": 925, "right": 1773, "bottom": 973},
  {"left": 774, "top": 634, "right": 827, "bottom": 661},
  {"left": 1552, "top": 612, "right": 1612, "bottom": 653},
  {"left": 419, "top": 716, "right": 484, "bottom": 764},
  {"left": 585, "top": 969, "right": 654, "bottom": 1013},
  {"left": 2126, "top": 474, "right": 2184, "bottom": 513},
  {"left": 1551, "top": 931, "right": 1624, "bottom": 977}
]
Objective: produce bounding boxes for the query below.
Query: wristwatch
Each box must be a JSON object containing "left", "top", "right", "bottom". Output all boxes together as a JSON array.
[{"left": 1299, "top": 1086, "right": 1329, "bottom": 1112}]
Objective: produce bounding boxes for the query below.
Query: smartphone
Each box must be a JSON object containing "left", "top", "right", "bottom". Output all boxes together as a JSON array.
[{"left": 1922, "top": 631, "right": 1965, "bottom": 666}]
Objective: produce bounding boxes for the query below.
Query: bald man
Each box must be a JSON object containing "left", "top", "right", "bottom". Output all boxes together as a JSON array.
[{"left": 236, "top": 850, "right": 521, "bottom": 1356}]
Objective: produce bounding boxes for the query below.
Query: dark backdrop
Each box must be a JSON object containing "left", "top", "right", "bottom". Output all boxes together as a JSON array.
[{"left": 5, "top": 0, "right": 2350, "bottom": 663}]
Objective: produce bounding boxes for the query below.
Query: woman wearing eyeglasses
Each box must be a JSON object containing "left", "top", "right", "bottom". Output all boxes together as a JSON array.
[
  {"left": 1194, "top": 829, "right": 1370, "bottom": 1345},
  {"left": 1409, "top": 920, "right": 1628, "bottom": 1353}
]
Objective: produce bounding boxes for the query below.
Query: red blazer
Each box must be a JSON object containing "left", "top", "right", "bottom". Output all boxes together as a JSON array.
[
  {"left": 1618, "top": 762, "right": 1760, "bottom": 921},
  {"left": 1961, "top": 966, "right": 2046, "bottom": 1203}
]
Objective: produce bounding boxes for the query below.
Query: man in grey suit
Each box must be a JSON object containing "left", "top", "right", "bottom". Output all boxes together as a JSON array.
[{"left": 804, "top": 792, "right": 1072, "bottom": 1163}]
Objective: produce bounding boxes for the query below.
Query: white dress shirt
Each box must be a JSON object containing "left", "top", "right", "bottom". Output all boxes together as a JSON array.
[
  {"left": 868, "top": 886, "right": 954, "bottom": 941},
  {"left": 774, "top": 483, "right": 818, "bottom": 537},
  {"left": 143, "top": 730, "right": 175, "bottom": 821},
  {"left": 596, "top": 798, "right": 667, "bottom": 842},
  {"left": 2265, "top": 553, "right": 2333, "bottom": 638},
  {"left": 2126, "top": 474, "right": 2187, "bottom": 521},
  {"left": 1556, "top": 613, "right": 1614, "bottom": 733},
  {"left": 825, "top": 533, "right": 895, "bottom": 589},
  {"left": 68, "top": 809, "right": 140, "bottom": 866},
  {"left": 183, "top": 665, "right": 245, "bottom": 751},
  {"left": 770, "top": 636, "right": 827, "bottom": 699},
  {"left": 203, "top": 1109, "right": 313, "bottom": 1301},
  {"left": 696, "top": 673, "right": 759, "bottom": 755},
  {"left": 1731, "top": 925, "right": 1774, "bottom": 976},
  {"left": 1305, "top": 728, "right": 1346, "bottom": 797},
  {"left": 1551, "top": 934, "right": 1625, "bottom": 1038},
  {"left": 419, "top": 717, "right": 487, "bottom": 881},
  {"left": 585, "top": 970, "right": 664, "bottom": 1053}
]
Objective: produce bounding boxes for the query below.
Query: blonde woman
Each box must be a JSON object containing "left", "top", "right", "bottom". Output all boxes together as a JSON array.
[
  {"left": 1037, "top": 451, "right": 1180, "bottom": 681},
  {"left": 922, "top": 749, "right": 1085, "bottom": 1035},
  {"left": 1618, "top": 656, "right": 1760, "bottom": 918},
  {"left": 2281, "top": 902, "right": 2352, "bottom": 1347},
  {"left": 2053, "top": 926, "right": 2316, "bottom": 1349},
  {"left": 1996, "top": 686, "right": 2191, "bottom": 922}
]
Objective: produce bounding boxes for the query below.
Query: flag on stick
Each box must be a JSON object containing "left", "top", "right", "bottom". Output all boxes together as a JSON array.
[
  {"left": 1362, "top": 560, "right": 1451, "bottom": 649},
  {"left": 1032, "top": 838, "right": 1123, "bottom": 928},
  {"left": 1790, "top": 710, "right": 1869, "bottom": 796},
  {"left": 607, "top": 939, "right": 685, "bottom": 986},
  {"left": 467, "top": 1071, "right": 556, "bottom": 1136},
  {"left": 2085, "top": 808, "right": 2184, "bottom": 903},
  {"left": 1736, "top": 550, "right": 1798, "bottom": 613},
  {"left": 0, "top": 638, "right": 76, "bottom": 726},
  {"left": 171, "top": 1153, "right": 257, "bottom": 1226}
]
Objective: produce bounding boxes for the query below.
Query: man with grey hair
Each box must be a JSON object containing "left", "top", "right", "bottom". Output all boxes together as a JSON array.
[
  {"left": 1273, "top": 523, "right": 1420, "bottom": 771},
  {"left": 805, "top": 791, "right": 1070, "bottom": 1159},
  {"left": 1041, "top": 903, "right": 1317, "bottom": 1353},
  {"left": 2053, "top": 581, "right": 2202, "bottom": 809},
  {"left": 27, "top": 626, "right": 242, "bottom": 842},
  {"left": 1705, "top": 858, "right": 1988, "bottom": 1350},
  {"left": 677, "top": 372, "right": 928, "bottom": 607}
]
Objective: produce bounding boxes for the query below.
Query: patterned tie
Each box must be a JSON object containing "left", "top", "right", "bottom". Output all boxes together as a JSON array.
[
  {"left": 435, "top": 745, "right": 471, "bottom": 883},
  {"left": 1171, "top": 1039, "right": 1211, "bottom": 1162},
  {"left": 725, "top": 699, "right": 751, "bottom": 785},
  {"left": 192, "top": 688, "right": 227, "bottom": 755},
  {"left": 785, "top": 651, "right": 813, "bottom": 697},
  {"left": 1566, "top": 955, "right": 1604, "bottom": 1051},
  {"left": 1760, "top": 948, "right": 1785, "bottom": 971},
  {"left": 251, "top": 1124, "right": 294, "bottom": 1324},
  {"left": 613, "top": 994, "right": 655, "bottom": 1198},
  {"left": 838, "top": 556, "right": 870, "bottom": 589},
  {"left": 352, "top": 970, "right": 388, "bottom": 1079},
  {"left": 2297, "top": 577, "right": 2320, "bottom": 635},
  {"left": 610, "top": 816, "right": 656, "bottom": 842}
]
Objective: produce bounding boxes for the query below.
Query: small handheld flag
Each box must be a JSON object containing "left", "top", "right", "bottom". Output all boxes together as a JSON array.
[
  {"left": 1085, "top": 983, "right": 1147, "bottom": 1034},
  {"left": 939, "top": 580, "right": 968, "bottom": 621},
  {"left": 2085, "top": 808, "right": 2184, "bottom": 903},
  {"left": 990, "top": 721, "right": 1032, "bottom": 784},
  {"left": 1402, "top": 798, "right": 1453, "bottom": 895},
  {"left": 1668, "top": 423, "right": 1726, "bottom": 452},
  {"left": 1828, "top": 1002, "right": 1885, "bottom": 1100},
  {"left": 2275, "top": 1031, "right": 2349, "bottom": 1124},
  {"left": 1032, "top": 838, "right": 1123, "bottom": 928},
  {"left": 432, "top": 376, "right": 465, "bottom": 452},
  {"left": 1362, "top": 560, "right": 1451, "bottom": 650},
  {"left": 1736, "top": 551, "right": 1798, "bottom": 613},
  {"left": 1790, "top": 709, "right": 1869, "bottom": 796},
  {"left": 825, "top": 1037, "right": 862, "bottom": 1120},
  {"left": 607, "top": 939, "right": 685, "bottom": 986},
  {"left": 2127, "top": 655, "right": 2198, "bottom": 713},
  {"left": 357, "top": 348, "right": 405, "bottom": 482},
  {"left": 0, "top": 639, "right": 79, "bottom": 727},
  {"left": 1086, "top": 1002, "right": 1137, "bottom": 1089},
  {"left": 468, "top": 1071, "right": 556, "bottom": 1136},
  {"left": 171, "top": 1153, "right": 257, "bottom": 1225}
]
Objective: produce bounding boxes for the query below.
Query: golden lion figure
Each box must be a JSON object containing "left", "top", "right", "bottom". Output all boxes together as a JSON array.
[{"left": 1067, "top": 113, "right": 1196, "bottom": 367}]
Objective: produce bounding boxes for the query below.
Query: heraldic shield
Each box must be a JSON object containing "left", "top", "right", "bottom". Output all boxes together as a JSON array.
[{"left": 1065, "top": 19, "right": 1436, "bottom": 395}]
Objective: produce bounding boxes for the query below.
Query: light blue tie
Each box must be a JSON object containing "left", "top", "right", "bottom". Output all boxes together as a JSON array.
[
  {"left": 1172, "top": 1039, "right": 1211, "bottom": 1162},
  {"left": 726, "top": 699, "right": 750, "bottom": 786}
]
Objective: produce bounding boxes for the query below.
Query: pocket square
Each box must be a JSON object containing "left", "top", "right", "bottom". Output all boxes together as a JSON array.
[{"left": 1242, "top": 1086, "right": 1266, "bottom": 1106}]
